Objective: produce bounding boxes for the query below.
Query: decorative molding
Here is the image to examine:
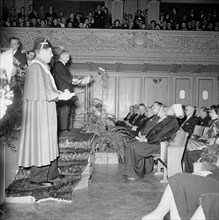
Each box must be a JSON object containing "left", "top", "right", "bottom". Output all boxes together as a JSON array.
[{"left": 0, "top": 28, "right": 219, "bottom": 65}]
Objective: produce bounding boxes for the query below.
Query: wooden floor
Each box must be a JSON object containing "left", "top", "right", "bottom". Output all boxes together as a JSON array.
[{"left": 1, "top": 164, "right": 169, "bottom": 220}]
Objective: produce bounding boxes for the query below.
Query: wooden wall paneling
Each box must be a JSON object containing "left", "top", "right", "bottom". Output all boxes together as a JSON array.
[
  {"left": 73, "top": 83, "right": 86, "bottom": 118},
  {"left": 173, "top": 76, "right": 193, "bottom": 105},
  {"left": 195, "top": 76, "right": 217, "bottom": 108},
  {"left": 90, "top": 75, "right": 116, "bottom": 115},
  {"left": 143, "top": 77, "right": 169, "bottom": 106},
  {"left": 102, "top": 75, "right": 116, "bottom": 115},
  {"left": 118, "top": 76, "right": 142, "bottom": 119}
]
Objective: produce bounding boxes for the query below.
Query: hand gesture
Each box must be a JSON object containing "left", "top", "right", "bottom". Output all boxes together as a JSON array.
[{"left": 58, "top": 89, "right": 75, "bottom": 100}]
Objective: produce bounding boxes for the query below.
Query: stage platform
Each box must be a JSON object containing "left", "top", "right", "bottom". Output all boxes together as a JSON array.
[{"left": 5, "top": 129, "right": 95, "bottom": 202}]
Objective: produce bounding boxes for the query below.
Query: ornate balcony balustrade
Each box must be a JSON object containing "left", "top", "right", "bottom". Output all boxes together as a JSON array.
[{"left": 0, "top": 27, "right": 219, "bottom": 65}]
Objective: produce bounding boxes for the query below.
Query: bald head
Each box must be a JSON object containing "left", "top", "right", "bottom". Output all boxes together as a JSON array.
[
  {"left": 59, "top": 51, "right": 70, "bottom": 64},
  {"left": 185, "top": 105, "right": 195, "bottom": 117}
]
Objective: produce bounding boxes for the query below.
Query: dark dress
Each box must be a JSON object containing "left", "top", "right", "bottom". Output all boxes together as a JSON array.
[
  {"left": 124, "top": 115, "right": 179, "bottom": 178},
  {"left": 168, "top": 171, "right": 219, "bottom": 220}
]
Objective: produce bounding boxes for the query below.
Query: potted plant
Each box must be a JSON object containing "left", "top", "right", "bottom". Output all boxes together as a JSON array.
[{"left": 81, "top": 98, "right": 133, "bottom": 164}]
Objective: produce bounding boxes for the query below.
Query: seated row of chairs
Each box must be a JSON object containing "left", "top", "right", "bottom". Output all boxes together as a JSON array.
[{"left": 154, "top": 124, "right": 217, "bottom": 183}]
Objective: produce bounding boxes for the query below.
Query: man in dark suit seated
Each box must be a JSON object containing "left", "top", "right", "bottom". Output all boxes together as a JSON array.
[
  {"left": 180, "top": 105, "right": 199, "bottom": 135},
  {"left": 124, "top": 102, "right": 180, "bottom": 180},
  {"left": 116, "top": 105, "right": 135, "bottom": 127},
  {"left": 9, "top": 37, "right": 27, "bottom": 67},
  {"left": 53, "top": 51, "right": 78, "bottom": 132},
  {"left": 198, "top": 106, "right": 211, "bottom": 127},
  {"left": 130, "top": 103, "right": 147, "bottom": 134},
  {"left": 137, "top": 107, "right": 160, "bottom": 139}
]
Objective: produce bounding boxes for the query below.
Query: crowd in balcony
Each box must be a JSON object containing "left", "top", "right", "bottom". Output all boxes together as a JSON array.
[{"left": 0, "top": 4, "right": 219, "bottom": 31}]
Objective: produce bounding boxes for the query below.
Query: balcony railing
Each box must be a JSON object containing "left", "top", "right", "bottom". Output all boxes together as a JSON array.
[{"left": 0, "top": 27, "right": 219, "bottom": 65}]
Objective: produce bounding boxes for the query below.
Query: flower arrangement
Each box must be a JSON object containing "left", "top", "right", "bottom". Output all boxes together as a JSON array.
[
  {"left": 81, "top": 98, "right": 133, "bottom": 162},
  {"left": 0, "top": 57, "right": 26, "bottom": 151}
]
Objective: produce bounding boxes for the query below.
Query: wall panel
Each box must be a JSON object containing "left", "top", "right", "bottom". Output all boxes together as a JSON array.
[
  {"left": 144, "top": 77, "right": 169, "bottom": 106},
  {"left": 118, "top": 76, "right": 142, "bottom": 118},
  {"left": 196, "top": 77, "right": 217, "bottom": 107},
  {"left": 173, "top": 77, "right": 193, "bottom": 105}
]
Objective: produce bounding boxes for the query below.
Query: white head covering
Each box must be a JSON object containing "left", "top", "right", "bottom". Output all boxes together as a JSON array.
[{"left": 173, "top": 104, "right": 184, "bottom": 117}]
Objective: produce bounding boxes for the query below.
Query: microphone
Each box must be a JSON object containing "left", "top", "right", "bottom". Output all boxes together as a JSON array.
[{"left": 97, "top": 67, "right": 107, "bottom": 77}]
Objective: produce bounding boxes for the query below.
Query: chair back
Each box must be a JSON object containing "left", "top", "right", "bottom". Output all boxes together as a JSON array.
[
  {"left": 203, "top": 127, "right": 210, "bottom": 136},
  {"left": 193, "top": 125, "right": 204, "bottom": 137},
  {"left": 172, "top": 130, "right": 189, "bottom": 147}
]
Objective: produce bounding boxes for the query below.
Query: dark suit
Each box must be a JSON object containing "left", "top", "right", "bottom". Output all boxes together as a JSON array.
[
  {"left": 124, "top": 115, "right": 179, "bottom": 178},
  {"left": 140, "top": 115, "right": 160, "bottom": 136},
  {"left": 14, "top": 50, "right": 27, "bottom": 66},
  {"left": 181, "top": 115, "right": 199, "bottom": 135},
  {"left": 198, "top": 116, "right": 211, "bottom": 127},
  {"left": 53, "top": 61, "right": 73, "bottom": 130},
  {"left": 133, "top": 113, "right": 146, "bottom": 127}
]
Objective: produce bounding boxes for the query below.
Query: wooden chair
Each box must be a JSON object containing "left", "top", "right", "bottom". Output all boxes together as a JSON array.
[
  {"left": 154, "top": 141, "right": 169, "bottom": 182},
  {"left": 202, "top": 127, "right": 210, "bottom": 136},
  {"left": 167, "top": 130, "right": 189, "bottom": 177},
  {"left": 192, "top": 125, "right": 205, "bottom": 138},
  {"left": 154, "top": 130, "right": 189, "bottom": 183}
]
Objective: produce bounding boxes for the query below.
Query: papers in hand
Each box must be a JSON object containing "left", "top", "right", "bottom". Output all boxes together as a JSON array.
[
  {"left": 72, "top": 76, "right": 91, "bottom": 85},
  {"left": 58, "top": 90, "right": 75, "bottom": 100}
]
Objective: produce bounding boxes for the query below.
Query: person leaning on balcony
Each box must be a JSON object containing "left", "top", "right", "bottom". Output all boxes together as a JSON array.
[
  {"left": 17, "top": 38, "right": 75, "bottom": 187},
  {"left": 124, "top": 102, "right": 180, "bottom": 180},
  {"left": 94, "top": 5, "right": 105, "bottom": 28},
  {"left": 184, "top": 105, "right": 219, "bottom": 173}
]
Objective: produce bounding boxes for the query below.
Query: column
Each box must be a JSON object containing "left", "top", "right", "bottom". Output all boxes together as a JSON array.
[
  {"left": 148, "top": 0, "right": 160, "bottom": 24},
  {"left": 111, "top": 0, "right": 123, "bottom": 23}
]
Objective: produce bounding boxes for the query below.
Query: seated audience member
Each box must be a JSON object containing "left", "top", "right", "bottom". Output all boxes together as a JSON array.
[
  {"left": 142, "top": 170, "right": 219, "bottom": 220},
  {"left": 137, "top": 107, "right": 160, "bottom": 139},
  {"left": 138, "top": 103, "right": 183, "bottom": 143},
  {"left": 125, "top": 104, "right": 139, "bottom": 126},
  {"left": 131, "top": 103, "right": 147, "bottom": 132},
  {"left": 184, "top": 106, "right": 219, "bottom": 173},
  {"left": 124, "top": 102, "right": 180, "bottom": 180},
  {"left": 116, "top": 105, "right": 134, "bottom": 127},
  {"left": 180, "top": 105, "right": 199, "bottom": 135},
  {"left": 124, "top": 105, "right": 134, "bottom": 121},
  {"left": 198, "top": 106, "right": 211, "bottom": 127}
]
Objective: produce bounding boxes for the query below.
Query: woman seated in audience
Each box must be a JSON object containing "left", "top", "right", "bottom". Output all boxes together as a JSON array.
[
  {"left": 116, "top": 105, "right": 136, "bottom": 127},
  {"left": 184, "top": 117, "right": 219, "bottom": 173},
  {"left": 124, "top": 103, "right": 182, "bottom": 180},
  {"left": 142, "top": 169, "right": 219, "bottom": 220}
]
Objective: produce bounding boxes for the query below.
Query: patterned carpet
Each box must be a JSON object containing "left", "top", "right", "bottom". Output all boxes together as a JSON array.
[{"left": 5, "top": 129, "right": 95, "bottom": 202}]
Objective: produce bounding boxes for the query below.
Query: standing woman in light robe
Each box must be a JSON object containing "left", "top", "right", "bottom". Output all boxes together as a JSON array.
[{"left": 17, "top": 38, "right": 74, "bottom": 187}]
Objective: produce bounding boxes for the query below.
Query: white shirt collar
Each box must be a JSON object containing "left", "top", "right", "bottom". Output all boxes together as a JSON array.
[{"left": 59, "top": 60, "right": 66, "bottom": 65}]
